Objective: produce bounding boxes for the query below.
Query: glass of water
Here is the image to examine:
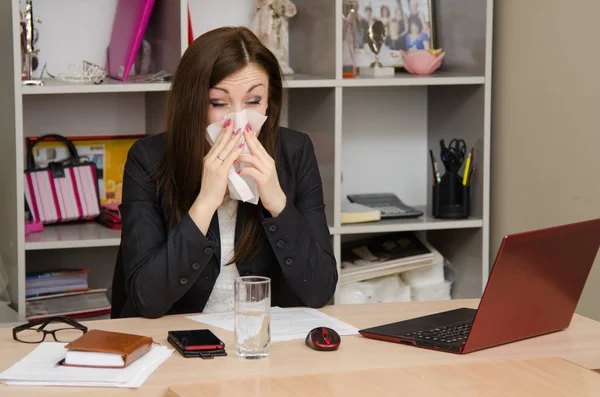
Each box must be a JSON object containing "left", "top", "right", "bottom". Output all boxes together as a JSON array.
[{"left": 234, "top": 276, "right": 271, "bottom": 359}]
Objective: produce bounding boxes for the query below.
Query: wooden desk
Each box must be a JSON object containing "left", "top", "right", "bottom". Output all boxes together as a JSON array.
[
  {"left": 1, "top": 299, "right": 600, "bottom": 397},
  {"left": 168, "top": 357, "right": 600, "bottom": 397}
]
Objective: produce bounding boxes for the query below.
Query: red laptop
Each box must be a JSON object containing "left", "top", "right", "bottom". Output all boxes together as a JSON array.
[{"left": 359, "top": 218, "right": 600, "bottom": 354}]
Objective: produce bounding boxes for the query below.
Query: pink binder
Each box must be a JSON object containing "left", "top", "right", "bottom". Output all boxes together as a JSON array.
[{"left": 106, "top": 0, "right": 156, "bottom": 81}]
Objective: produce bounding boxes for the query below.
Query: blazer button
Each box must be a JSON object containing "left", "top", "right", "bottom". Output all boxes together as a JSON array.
[
  {"left": 276, "top": 240, "right": 285, "bottom": 248},
  {"left": 203, "top": 247, "right": 213, "bottom": 256},
  {"left": 284, "top": 258, "right": 294, "bottom": 266},
  {"left": 268, "top": 224, "right": 277, "bottom": 232},
  {"left": 179, "top": 277, "right": 188, "bottom": 286},
  {"left": 191, "top": 262, "right": 201, "bottom": 271}
]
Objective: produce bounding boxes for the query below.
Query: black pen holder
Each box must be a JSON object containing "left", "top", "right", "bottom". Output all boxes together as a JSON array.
[{"left": 432, "top": 173, "right": 470, "bottom": 219}]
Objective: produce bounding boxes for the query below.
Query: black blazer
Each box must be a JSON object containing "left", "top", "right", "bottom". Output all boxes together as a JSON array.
[{"left": 111, "top": 127, "right": 338, "bottom": 319}]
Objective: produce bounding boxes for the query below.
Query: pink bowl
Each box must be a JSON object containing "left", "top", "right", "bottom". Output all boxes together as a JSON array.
[{"left": 401, "top": 50, "right": 446, "bottom": 75}]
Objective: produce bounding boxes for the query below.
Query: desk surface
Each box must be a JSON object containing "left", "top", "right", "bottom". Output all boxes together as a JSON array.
[
  {"left": 168, "top": 357, "right": 600, "bottom": 397},
  {"left": 2, "top": 299, "right": 600, "bottom": 397}
]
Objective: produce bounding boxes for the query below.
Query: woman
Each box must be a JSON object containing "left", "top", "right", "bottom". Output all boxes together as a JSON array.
[
  {"left": 385, "top": 7, "right": 408, "bottom": 51},
  {"left": 405, "top": 20, "right": 431, "bottom": 50},
  {"left": 380, "top": 5, "right": 391, "bottom": 33},
  {"left": 407, "top": 0, "right": 430, "bottom": 36},
  {"left": 111, "top": 27, "right": 338, "bottom": 319}
]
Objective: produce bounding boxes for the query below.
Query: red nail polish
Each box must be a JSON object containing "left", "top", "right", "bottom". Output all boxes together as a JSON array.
[
  {"left": 245, "top": 123, "right": 252, "bottom": 132},
  {"left": 223, "top": 118, "right": 232, "bottom": 128},
  {"left": 239, "top": 142, "right": 245, "bottom": 149},
  {"left": 237, "top": 170, "right": 241, "bottom": 174},
  {"left": 235, "top": 128, "right": 242, "bottom": 135}
]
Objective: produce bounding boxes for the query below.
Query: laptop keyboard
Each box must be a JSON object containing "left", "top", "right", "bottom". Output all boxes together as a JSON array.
[{"left": 400, "top": 323, "right": 472, "bottom": 344}]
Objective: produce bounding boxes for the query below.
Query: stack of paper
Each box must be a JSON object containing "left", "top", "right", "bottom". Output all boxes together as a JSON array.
[
  {"left": 0, "top": 343, "right": 172, "bottom": 388},
  {"left": 188, "top": 307, "right": 359, "bottom": 342},
  {"left": 341, "top": 232, "right": 444, "bottom": 284}
]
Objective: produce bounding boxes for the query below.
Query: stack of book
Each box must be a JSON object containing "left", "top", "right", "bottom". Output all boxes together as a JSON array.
[
  {"left": 340, "top": 232, "right": 444, "bottom": 285},
  {"left": 25, "top": 269, "right": 111, "bottom": 322}
]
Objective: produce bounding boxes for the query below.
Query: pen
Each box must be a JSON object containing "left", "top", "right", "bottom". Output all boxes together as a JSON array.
[
  {"left": 467, "top": 165, "right": 475, "bottom": 186},
  {"left": 429, "top": 150, "right": 441, "bottom": 185}
]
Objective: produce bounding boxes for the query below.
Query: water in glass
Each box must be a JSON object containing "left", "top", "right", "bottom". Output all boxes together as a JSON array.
[{"left": 234, "top": 276, "right": 270, "bottom": 359}]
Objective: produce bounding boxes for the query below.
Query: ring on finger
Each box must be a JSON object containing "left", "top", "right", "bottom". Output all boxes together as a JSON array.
[{"left": 217, "top": 155, "right": 225, "bottom": 161}]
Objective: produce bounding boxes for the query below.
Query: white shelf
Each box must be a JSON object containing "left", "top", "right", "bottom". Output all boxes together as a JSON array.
[
  {"left": 22, "top": 77, "right": 171, "bottom": 95},
  {"left": 340, "top": 72, "right": 485, "bottom": 88},
  {"left": 25, "top": 223, "right": 121, "bottom": 251},
  {"left": 24, "top": 222, "right": 339, "bottom": 251},
  {"left": 21, "top": 73, "right": 484, "bottom": 95},
  {"left": 332, "top": 207, "right": 483, "bottom": 235},
  {"left": 283, "top": 74, "right": 337, "bottom": 88}
]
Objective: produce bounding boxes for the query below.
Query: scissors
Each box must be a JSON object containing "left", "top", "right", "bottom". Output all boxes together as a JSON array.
[{"left": 440, "top": 138, "right": 467, "bottom": 172}]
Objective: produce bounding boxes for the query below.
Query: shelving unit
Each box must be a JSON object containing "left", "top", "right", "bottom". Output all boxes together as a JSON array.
[{"left": 0, "top": 0, "right": 493, "bottom": 324}]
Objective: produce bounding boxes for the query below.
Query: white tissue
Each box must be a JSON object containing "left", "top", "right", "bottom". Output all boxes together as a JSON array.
[{"left": 206, "top": 109, "right": 268, "bottom": 204}]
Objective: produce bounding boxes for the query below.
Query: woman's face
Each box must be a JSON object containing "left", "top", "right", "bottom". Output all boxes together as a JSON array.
[
  {"left": 207, "top": 62, "right": 269, "bottom": 126},
  {"left": 395, "top": 7, "right": 403, "bottom": 19},
  {"left": 410, "top": 0, "right": 418, "bottom": 12},
  {"left": 382, "top": 6, "right": 390, "bottom": 18},
  {"left": 410, "top": 22, "right": 420, "bottom": 35}
]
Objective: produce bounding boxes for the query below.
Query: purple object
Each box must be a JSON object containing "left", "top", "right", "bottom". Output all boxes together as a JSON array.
[{"left": 106, "top": 0, "right": 156, "bottom": 81}]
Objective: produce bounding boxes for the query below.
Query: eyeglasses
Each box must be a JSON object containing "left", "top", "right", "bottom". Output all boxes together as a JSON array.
[{"left": 13, "top": 316, "right": 88, "bottom": 344}]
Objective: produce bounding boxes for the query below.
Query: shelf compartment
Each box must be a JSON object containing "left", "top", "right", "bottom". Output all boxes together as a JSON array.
[
  {"left": 332, "top": 207, "right": 483, "bottom": 235},
  {"left": 25, "top": 223, "right": 121, "bottom": 251}
]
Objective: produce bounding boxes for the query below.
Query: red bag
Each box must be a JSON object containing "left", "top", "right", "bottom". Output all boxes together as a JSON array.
[{"left": 24, "top": 134, "right": 101, "bottom": 224}]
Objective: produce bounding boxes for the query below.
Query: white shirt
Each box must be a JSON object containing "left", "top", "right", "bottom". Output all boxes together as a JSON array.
[{"left": 203, "top": 195, "right": 240, "bottom": 313}]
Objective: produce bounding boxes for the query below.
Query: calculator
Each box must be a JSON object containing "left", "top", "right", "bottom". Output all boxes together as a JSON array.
[{"left": 347, "top": 193, "right": 424, "bottom": 219}]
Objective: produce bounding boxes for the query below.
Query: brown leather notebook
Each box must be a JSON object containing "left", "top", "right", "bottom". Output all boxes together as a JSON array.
[{"left": 63, "top": 329, "right": 153, "bottom": 368}]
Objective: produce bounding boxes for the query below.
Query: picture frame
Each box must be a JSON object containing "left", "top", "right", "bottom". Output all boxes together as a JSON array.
[
  {"left": 26, "top": 135, "right": 144, "bottom": 205},
  {"left": 351, "top": 0, "right": 435, "bottom": 69}
]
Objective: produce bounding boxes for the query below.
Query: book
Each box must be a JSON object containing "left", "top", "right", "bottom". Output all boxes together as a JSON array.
[
  {"left": 341, "top": 202, "right": 381, "bottom": 224},
  {"left": 340, "top": 232, "right": 444, "bottom": 284},
  {"left": 63, "top": 330, "right": 153, "bottom": 368},
  {"left": 26, "top": 289, "right": 111, "bottom": 321},
  {"left": 25, "top": 269, "right": 89, "bottom": 298}
]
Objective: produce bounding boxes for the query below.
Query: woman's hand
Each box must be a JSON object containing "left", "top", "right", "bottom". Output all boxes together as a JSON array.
[
  {"left": 189, "top": 119, "right": 245, "bottom": 232},
  {"left": 236, "top": 123, "right": 287, "bottom": 217}
]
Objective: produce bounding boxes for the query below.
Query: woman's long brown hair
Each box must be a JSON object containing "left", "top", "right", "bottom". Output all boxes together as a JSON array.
[{"left": 155, "top": 27, "right": 283, "bottom": 265}]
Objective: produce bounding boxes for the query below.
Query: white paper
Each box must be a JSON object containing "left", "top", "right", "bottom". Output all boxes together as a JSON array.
[
  {"left": 187, "top": 307, "right": 360, "bottom": 342},
  {"left": 206, "top": 109, "right": 268, "bottom": 204},
  {"left": 0, "top": 343, "right": 173, "bottom": 389}
]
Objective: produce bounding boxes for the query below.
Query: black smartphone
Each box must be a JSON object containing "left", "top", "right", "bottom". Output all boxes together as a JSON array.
[{"left": 167, "top": 329, "right": 227, "bottom": 358}]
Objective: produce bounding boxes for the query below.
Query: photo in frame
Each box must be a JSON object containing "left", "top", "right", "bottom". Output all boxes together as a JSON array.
[
  {"left": 351, "top": 0, "right": 435, "bottom": 69},
  {"left": 27, "top": 135, "right": 143, "bottom": 205}
]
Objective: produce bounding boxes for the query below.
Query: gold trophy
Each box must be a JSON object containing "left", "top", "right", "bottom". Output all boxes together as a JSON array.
[
  {"left": 21, "top": 0, "right": 43, "bottom": 86},
  {"left": 360, "top": 20, "right": 394, "bottom": 77}
]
